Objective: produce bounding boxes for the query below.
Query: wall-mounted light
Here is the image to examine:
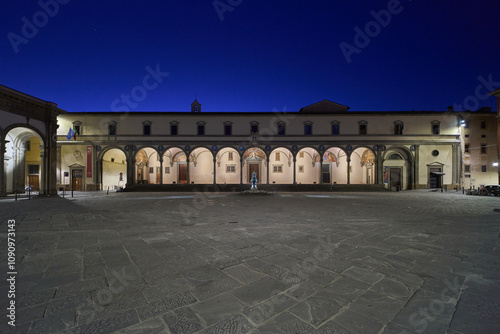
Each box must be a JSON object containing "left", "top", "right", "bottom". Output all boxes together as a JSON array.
[
  {"left": 460, "top": 119, "right": 466, "bottom": 127},
  {"left": 493, "top": 162, "right": 499, "bottom": 167}
]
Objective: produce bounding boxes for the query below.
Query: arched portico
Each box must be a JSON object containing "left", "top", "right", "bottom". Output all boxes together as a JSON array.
[
  {"left": 296, "top": 147, "right": 320, "bottom": 184},
  {"left": 163, "top": 147, "right": 188, "bottom": 184},
  {"left": 102, "top": 148, "right": 127, "bottom": 190},
  {"left": 242, "top": 147, "right": 267, "bottom": 184},
  {"left": 135, "top": 147, "right": 161, "bottom": 184},
  {"left": 269, "top": 147, "right": 293, "bottom": 184},
  {"left": 383, "top": 146, "right": 413, "bottom": 190},
  {"left": 216, "top": 147, "right": 240, "bottom": 184},
  {"left": 322, "top": 147, "right": 348, "bottom": 184},
  {"left": 189, "top": 147, "right": 213, "bottom": 184},
  {"left": 350, "top": 147, "right": 376, "bottom": 184},
  {"left": 4, "top": 127, "right": 44, "bottom": 193}
]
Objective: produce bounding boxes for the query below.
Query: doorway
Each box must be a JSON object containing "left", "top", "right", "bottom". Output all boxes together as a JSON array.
[
  {"left": 72, "top": 169, "right": 83, "bottom": 191},
  {"left": 249, "top": 164, "right": 259, "bottom": 183},
  {"left": 28, "top": 175, "right": 39, "bottom": 191},
  {"left": 429, "top": 168, "right": 442, "bottom": 188},
  {"left": 389, "top": 168, "right": 402, "bottom": 191},
  {"left": 322, "top": 163, "right": 331, "bottom": 183},
  {"left": 178, "top": 164, "right": 187, "bottom": 184}
]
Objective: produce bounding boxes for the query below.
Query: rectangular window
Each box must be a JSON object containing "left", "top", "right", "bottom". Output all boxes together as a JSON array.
[
  {"left": 464, "top": 165, "right": 470, "bottom": 173},
  {"left": 299, "top": 152, "right": 304, "bottom": 158},
  {"left": 228, "top": 152, "right": 233, "bottom": 161},
  {"left": 464, "top": 121, "right": 469, "bottom": 128},
  {"left": 251, "top": 124, "right": 259, "bottom": 134},
  {"left": 304, "top": 124, "right": 312, "bottom": 135},
  {"left": 273, "top": 165, "right": 283, "bottom": 173},
  {"left": 480, "top": 120, "right": 486, "bottom": 129},
  {"left": 28, "top": 164, "right": 39, "bottom": 174},
  {"left": 332, "top": 124, "right": 339, "bottom": 135},
  {"left": 226, "top": 165, "right": 236, "bottom": 173},
  {"left": 394, "top": 123, "right": 403, "bottom": 135},
  {"left": 432, "top": 124, "right": 440, "bottom": 135},
  {"left": 465, "top": 134, "right": 469, "bottom": 138},
  {"left": 481, "top": 144, "right": 487, "bottom": 154},
  {"left": 224, "top": 125, "right": 232, "bottom": 136},
  {"left": 298, "top": 165, "right": 304, "bottom": 173},
  {"left": 171, "top": 124, "right": 178, "bottom": 135},
  {"left": 278, "top": 124, "right": 285, "bottom": 136},
  {"left": 275, "top": 152, "right": 280, "bottom": 161},
  {"left": 165, "top": 167, "right": 170, "bottom": 174},
  {"left": 464, "top": 144, "right": 470, "bottom": 153},
  {"left": 359, "top": 124, "right": 367, "bottom": 135},
  {"left": 25, "top": 140, "right": 31, "bottom": 151},
  {"left": 109, "top": 124, "right": 116, "bottom": 135},
  {"left": 198, "top": 125, "right": 205, "bottom": 135},
  {"left": 74, "top": 125, "right": 81, "bottom": 135},
  {"left": 481, "top": 134, "right": 486, "bottom": 138},
  {"left": 482, "top": 165, "right": 487, "bottom": 172},
  {"left": 143, "top": 124, "right": 151, "bottom": 135},
  {"left": 149, "top": 167, "right": 154, "bottom": 174}
]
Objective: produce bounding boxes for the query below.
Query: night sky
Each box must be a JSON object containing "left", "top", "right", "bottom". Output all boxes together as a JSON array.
[{"left": 2, "top": 1, "right": 499, "bottom": 112}]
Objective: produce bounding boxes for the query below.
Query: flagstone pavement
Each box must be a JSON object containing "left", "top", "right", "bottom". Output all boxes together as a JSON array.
[{"left": 0, "top": 190, "right": 499, "bottom": 333}]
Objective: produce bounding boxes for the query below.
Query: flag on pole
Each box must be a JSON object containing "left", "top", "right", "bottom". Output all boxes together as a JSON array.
[{"left": 67, "top": 128, "right": 76, "bottom": 140}]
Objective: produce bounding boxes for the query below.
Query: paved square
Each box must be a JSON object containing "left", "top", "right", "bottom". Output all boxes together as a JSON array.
[{"left": 1, "top": 190, "right": 499, "bottom": 333}]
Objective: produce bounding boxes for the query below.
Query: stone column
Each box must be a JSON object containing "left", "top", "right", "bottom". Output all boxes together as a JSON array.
[
  {"left": 160, "top": 157, "right": 164, "bottom": 184},
  {"left": 376, "top": 149, "right": 384, "bottom": 185},
  {"left": 452, "top": 144, "right": 458, "bottom": 186},
  {"left": 347, "top": 158, "right": 351, "bottom": 185},
  {"left": 126, "top": 151, "right": 134, "bottom": 187},
  {"left": 319, "top": 160, "right": 323, "bottom": 184},
  {"left": 187, "top": 153, "right": 191, "bottom": 185},
  {"left": 213, "top": 158, "right": 216, "bottom": 184},
  {"left": 0, "top": 138, "right": 6, "bottom": 197},
  {"left": 414, "top": 145, "right": 420, "bottom": 188},
  {"left": 240, "top": 158, "right": 243, "bottom": 185},
  {"left": 293, "top": 157, "right": 296, "bottom": 184},
  {"left": 56, "top": 145, "right": 62, "bottom": 184},
  {"left": 266, "top": 157, "right": 270, "bottom": 184},
  {"left": 39, "top": 145, "right": 46, "bottom": 195}
]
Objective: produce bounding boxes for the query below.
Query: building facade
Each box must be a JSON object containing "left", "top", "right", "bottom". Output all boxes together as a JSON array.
[{"left": 1, "top": 86, "right": 499, "bottom": 196}]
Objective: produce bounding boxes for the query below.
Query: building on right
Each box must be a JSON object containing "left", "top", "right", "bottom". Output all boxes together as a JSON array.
[{"left": 489, "top": 88, "right": 500, "bottom": 184}]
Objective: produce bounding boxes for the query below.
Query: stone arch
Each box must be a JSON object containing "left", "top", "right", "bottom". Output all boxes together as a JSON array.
[
  {"left": 350, "top": 147, "right": 376, "bottom": 184},
  {"left": 296, "top": 147, "right": 320, "bottom": 184},
  {"left": 269, "top": 147, "right": 293, "bottom": 184},
  {"left": 189, "top": 147, "right": 213, "bottom": 184},
  {"left": 135, "top": 147, "right": 160, "bottom": 184},
  {"left": 216, "top": 146, "right": 240, "bottom": 184},
  {"left": 322, "top": 147, "right": 348, "bottom": 184},
  {"left": 102, "top": 148, "right": 127, "bottom": 191},
  {"left": 163, "top": 147, "right": 187, "bottom": 184},
  {"left": 4, "top": 126, "right": 45, "bottom": 193},
  {"left": 383, "top": 146, "right": 414, "bottom": 190},
  {"left": 243, "top": 147, "right": 267, "bottom": 184}
]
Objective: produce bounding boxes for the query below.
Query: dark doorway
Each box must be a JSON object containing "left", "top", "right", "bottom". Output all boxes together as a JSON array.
[
  {"left": 322, "top": 164, "right": 331, "bottom": 183},
  {"left": 429, "top": 168, "right": 442, "bottom": 188},
  {"left": 179, "top": 164, "right": 187, "bottom": 184},
  {"left": 28, "top": 175, "right": 39, "bottom": 191},
  {"left": 389, "top": 168, "right": 401, "bottom": 191},
  {"left": 72, "top": 169, "right": 83, "bottom": 191},
  {"left": 249, "top": 164, "right": 259, "bottom": 183}
]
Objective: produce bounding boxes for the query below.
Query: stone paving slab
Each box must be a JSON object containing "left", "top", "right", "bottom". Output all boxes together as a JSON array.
[{"left": 0, "top": 190, "right": 499, "bottom": 333}]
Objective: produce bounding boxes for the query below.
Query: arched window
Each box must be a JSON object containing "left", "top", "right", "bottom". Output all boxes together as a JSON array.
[{"left": 388, "top": 154, "right": 403, "bottom": 160}]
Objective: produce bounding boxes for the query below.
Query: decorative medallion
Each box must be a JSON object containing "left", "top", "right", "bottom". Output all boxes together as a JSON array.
[
  {"left": 318, "top": 145, "right": 325, "bottom": 152},
  {"left": 184, "top": 145, "right": 191, "bottom": 152},
  {"left": 265, "top": 145, "right": 271, "bottom": 151},
  {"left": 211, "top": 145, "right": 218, "bottom": 151},
  {"left": 346, "top": 145, "right": 352, "bottom": 151},
  {"left": 158, "top": 145, "right": 164, "bottom": 151},
  {"left": 238, "top": 145, "right": 245, "bottom": 151},
  {"left": 373, "top": 145, "right": 378, "bottom": 151},
  {"left": 292, "top": 145, "right": 298, "bottom": 152}
]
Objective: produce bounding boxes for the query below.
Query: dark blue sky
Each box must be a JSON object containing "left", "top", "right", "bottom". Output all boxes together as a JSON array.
[{"left": 2, "top": 1, "right": 499, "bottom": 112}]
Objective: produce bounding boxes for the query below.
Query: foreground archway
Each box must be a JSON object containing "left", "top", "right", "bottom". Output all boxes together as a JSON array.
[
  {"left": 350, "top": 147, "right": 376, "bottom": 184},
  {"left": 296, "top": 147, "right": 320, "bottom": 184},
  {"left": 102, "top": 148, "right": 127, "bottom": 190},
  {"left": 135, "top": 147, "right": 160, "bottom": 184},
  {"left": 4, "top": 127, "right": 44, "bottom": 193},
  {"left": 216, "top": 147, "right": 240, "bottom": 184},
  {"left": 189, "top": 147, "right": 213, "bottom": 184},
  {"left": 269, "top": 147, "right": 293, "bottom": 184},
  {"left": 322, "top": 147, "right": 348, "bottom": 184}
]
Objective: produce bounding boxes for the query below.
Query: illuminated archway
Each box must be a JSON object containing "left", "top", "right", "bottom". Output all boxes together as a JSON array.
[
  {"left": 269, "top": 147, "right": 293, "bottom": 184},
  {"left": 322, "top": 147, "right": 348, "bottom": 184},
  {"left": 189, "top": 147, "right": 213, "bottom": 184},
  {"left": 243, "top": 147, "right": 267, "bottom": 184},
  {"left": 216, "top": 147, "right": 240, "bottom": 184},
  {"left": 350, "top": 147, "right": 376, "bottom": 184},
  {"left": 102, "top": 148, "right": 127, "bottom": 190},
  {"left": 135, "top": 147, "right": 160, "bottom": 184},
  {"left": 163, "top": 147, "right": 188, "bottom": 184},
  {"left": 296, "top": 147, "right": 320, "bottom": 184},
  {"left": 4, "top": 127, "right": 44, "bottom": 193}
]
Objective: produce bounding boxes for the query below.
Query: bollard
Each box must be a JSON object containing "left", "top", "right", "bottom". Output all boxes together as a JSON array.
[
  {"left": 15, "top": 191, "right": 17, "bottom": 201},
  {"left": 28, "top": 188, "right": 31, "bottom": 200},
  {"left": 107, "top": 186, "right": 109, "bottom": 195},
  {"left": 462, "top": 187, "right": 465, "bottom": 194},
  {"left": 72, "top": 189, "right": 74, "bottom": 198}
]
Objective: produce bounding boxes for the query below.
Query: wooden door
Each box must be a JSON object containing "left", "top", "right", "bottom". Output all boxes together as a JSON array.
[
  {"left": 249, "top": 164, "right": 259, "bottom": 183},
  {"left": 179, "top": 164, "right": 187, "bottom": 184},
  {"left": 72, "top": 169, "right": 83, "bottom": 191},
  {"left": 28, "top": 175, "right": 39, "bottom": 191},
  {"left": 322, "top": 163, "right": 330, "bottom": 184},
  {"left": 390, "top": 168, "right": 401, "bottom": 191}
]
